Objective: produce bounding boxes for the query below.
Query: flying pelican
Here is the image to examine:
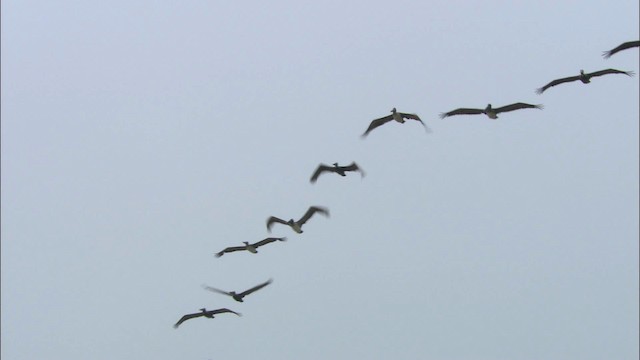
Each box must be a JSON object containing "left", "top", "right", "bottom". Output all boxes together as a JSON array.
[
  {"left": 310, "top": 162, "right": 365, "bottom": 183},
  {"left": 173, "top": 308, "right": 241, "bottom": 328},
  {"left": 215, "top": 237, "right": 286, "bottom": 257},
  {"left": 602, "top": 40, "right": 640, "bottom": 59},
  {"left": 361, "top": 108, "right": 431, "bottom": 137},
  {"left": 266, "top": 206, "right": 329, "bottom": 233},
  {"left": 202, "top": 279, "right": 273, "bottom": 302},
  {"left": 439, "top": 103, "right": 543, "bottom": 119},
  {"left": 536, "top": 69, "right": 635, "bottom": 94}
]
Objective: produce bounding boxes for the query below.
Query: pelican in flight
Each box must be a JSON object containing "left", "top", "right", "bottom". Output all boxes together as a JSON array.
[
  {"left": 310, "top": 162, "right": 365, "bottom": 183},
  {"left": 440, "top": 103, "right": 543, "bottom": 119},
  {"left": 361, "top": 108, "right": 431, "bottom": 137},
  {"left": 215, "top": 237, "right": 286, "bottom": 257},
  {"left": 536, "top": 69, "right": 635, "bottom": 94},
  {"left": 602, "top": 40, "right": 639, "bottom": 58},
  {"left": 202, "top": 279, "right": 273, "bottom": 302},
  {"left": 267, "top": 206, "right": 329, "bottom": 233},
  {"left": 173, "top": 308, "right": 241, "bottom": 328}
]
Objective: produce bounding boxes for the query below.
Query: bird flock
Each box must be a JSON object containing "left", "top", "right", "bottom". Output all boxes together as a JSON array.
[{"left": 173, "top": 40, "right": 638, "bottom": 329}]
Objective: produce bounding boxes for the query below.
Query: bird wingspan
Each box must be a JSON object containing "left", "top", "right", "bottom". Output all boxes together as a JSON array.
[
  {"left": 343, "top": 162, "right": 366, "bottom": 177},
  {"left": 341, "top": 162, "right": 360, "bottom": 172},
  {"left": 173, "top": 312, "right": 203, "bottom": 328},
  {"left": 298, "top": 206, "right": 329, "bottom": 225},
  {"left": 361, "top": 115, "right": 394, "bottom": 137},
  {"left": 399, "top": 112, "right": 422, "bottom": 121},
  {"left": 310, "top": 164, "right": 334, "bottom": 183},
  {"left": 587, "top": 69, "right": 635, "bottom": 78},
  {"left": 239, "top": 279, "right": 273, "bottom": 297},
  {"left": 439, "top": 108, "right": 484, "bottom": 118},
  {"left": 493, "top": 103, "right": 543, "bottom": 113},
  {"left": 536, "top": 75, "right": 581, "bottom": 94},
  {"left": 400, "top": 112, "right": 427, "bottom": 128},
  {"left": 202, "top": 284, "right": 231, "bottom": 296},
  {"left": 602, "top": 40, "right": 640, "bottom": 58},
  {"left": 266, "top": 216, "right": 289, "bottom": 231},
  {"left": 210, "top": 308, "right": 241, "bottom": 316},
  {"left": 253, "top": 237, "right": 286, "bottom": 248},
  {"left": 215, "top": 246, "right": 246, "bottom": 257}
]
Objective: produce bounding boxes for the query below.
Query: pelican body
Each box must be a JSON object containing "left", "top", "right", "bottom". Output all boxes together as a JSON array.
[
  {"left": 536, "top": 69, "right": 635, "bottom": 94},
  {"left": 203, "top": 279, "right": 273, "bottom": 302},
  {"left": 173, "top": 308, "right": 241, "bottom": 328},
  {"left": 310, "top": 162, "right": 365, "bottom": 183},
  {"left": 361, "top": 108, "right": 430, "bottom": 137},
  {"left": 440, "top": 103, "right": 543, "bottom": 120},
  {"left": 267, "top": 206, "right": 329, "bottom": 234},
  {"left": 215, "top": 237, "right": 286, "bottom": 257}
]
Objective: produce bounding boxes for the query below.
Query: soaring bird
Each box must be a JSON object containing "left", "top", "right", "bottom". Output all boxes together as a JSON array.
[
  {"left": 215, "top": 237, "right": 286, "bottom": 257},
  {"left": 536, "top": 69, "right": 635, "bottom": 94},
  {"left": 440, "top": 103, "right": 543, "bottom": 119},
  {"left": 202, "top": 279, "right": 273, "bottom": 302},
  {"left": 173, "top": 308, "right": 241, "bottom": 328},
  {"left": 361, "top": 108, "right": 431, "bottom": 137},
  {"left": 267, "top": 206, "right": 329, "bottom": 234},
  {"left": 602, "top": 40, "right": 640, "bottom": 59},
  {"left": 310, "top": 162, "right": 365, "bottom": 183}
]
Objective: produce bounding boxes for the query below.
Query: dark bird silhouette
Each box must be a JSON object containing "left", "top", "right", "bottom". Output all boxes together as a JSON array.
[
  {"left": 602, "top": 40, "right": 639, "bottom": 58},
  {"left": 310, "top": 162, "right": 365, "bottom": 183},
  {"left": 202, "top": 279, "right": 273, "bottom": 302},
  {"left": 173, "top": 308, "right": 241, "bottom": 328},
  {"left": 440, "top": 103, "right": 543, "bottom": 119},
  {"left": 361, "top": 108, "right": 431, "bottom": 137},
  {"left": 536, "top": 69, "right": 635, "bottom": 94},
  {"left": 215, "top": 237, "right": 286, "bottom": 257},
  {"left": 267, "top": 206, "right": 329, "bottom": 234}
]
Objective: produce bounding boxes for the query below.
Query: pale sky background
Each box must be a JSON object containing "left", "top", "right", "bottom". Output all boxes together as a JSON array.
[{"left": 2, "top": 1, "right": 638, "bottom": 359}]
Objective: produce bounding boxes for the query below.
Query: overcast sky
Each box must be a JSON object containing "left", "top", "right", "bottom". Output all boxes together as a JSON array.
[{"left": 2, "top": 1, "right": 638, "bottom": 359}]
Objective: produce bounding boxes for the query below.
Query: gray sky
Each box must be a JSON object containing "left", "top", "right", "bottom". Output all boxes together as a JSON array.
[{"left": 2, "top": 1, "right": 638, "bottom": 359}]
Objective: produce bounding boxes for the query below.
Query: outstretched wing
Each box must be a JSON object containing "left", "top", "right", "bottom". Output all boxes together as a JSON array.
[
  {"left": 439, "top": 108, "right": 484, "bottom": 118},
  {"left": 361, "top": 115, "right": 394, "bottom": 137},
  {"left": 493, "top": 103, "right": 543, "bottom": 114},
  {"left": 535, "top": 75, "right": 581, "bottom": 94},
  {"left": 266, "top": 216, "right": 289, "bottom": 232},
  {"left": 310, "top": 164, "right": 334, "bottom": 183},
  {"left": 202, "top": 284, "right": 231, "bottom": 296},
  {"left": 602, "top": 40, "right": 640, "bottom": 58},
  {"left": 209, "top": 308, "right": 242, "bottom": 316},
  {"left": 173, "top": 312, "right": 203, "bottom": 328},
  {"left": 342, "top": 162, "right": 364, "bottom": 174},
  {"left": 400, "top": 112, "right": 421, "bottom": 120},
  {"left": 252, "top": 237, "right": 286, "bottom": 248},
  {"left": 297, "top": 206, "right": 330, "bottom": 225},
  {"left": 587, "top": 68, "right": 635, "bottom": 78},
  {"left": 239, "top": 279, "right": 273, "bottom": 297},
  {"left": 399, "top": 112, "right": 431, "bottom": 132},
  {"left": 215, "top": 246, "right": 246, "bottom": 258}
]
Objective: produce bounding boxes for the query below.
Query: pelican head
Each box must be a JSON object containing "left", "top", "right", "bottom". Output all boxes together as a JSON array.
[
  {"left": 242, "top": 241, "right": 250, "bottom": 246},
  {"left": 390, "top": 107, "right": 397, "bottom": 113},
  {"left": 578, "top": 69, "right": 591, "bottom": 83},
  {"left": 332, "top": 162, "right": 339, "bottom": 167}
]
